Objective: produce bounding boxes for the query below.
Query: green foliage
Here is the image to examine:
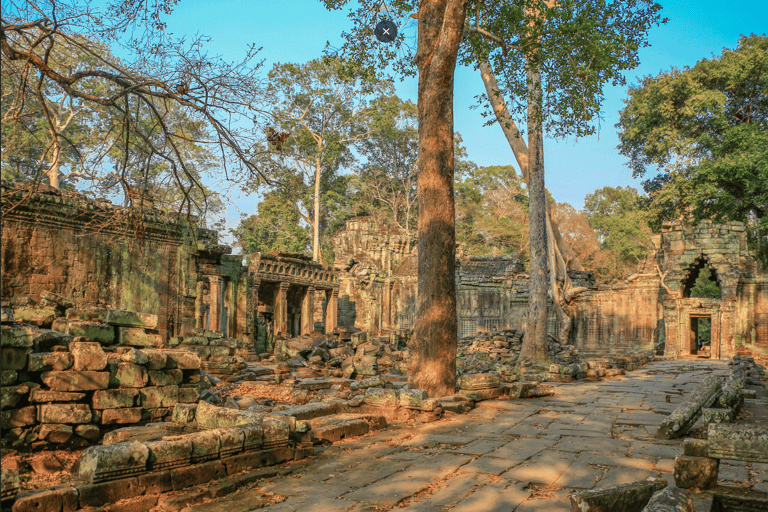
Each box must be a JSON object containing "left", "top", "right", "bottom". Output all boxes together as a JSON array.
[
  {"left": 455, "top": 164, "right": 529, "bottom": 258},
  {"left": 689, "top": 266, "right": 721, "bottom": 299},
  {"left": 618, "top": 34, "right": 768, "bottom": 265},
  {"left": 462, "top": 0, "right": 666, "bottom": 138},
  {"left": 583, "top": 185, "right": 655, "bottom": 269},
  {"left": 232, "top": 191, "right": 311, "bottom": 255},
  {"left": 352, "top": 95, "right": 418, "bottom": 233},
  {"left": 245, "top": 57, "right": 391, "bottom": 261}
]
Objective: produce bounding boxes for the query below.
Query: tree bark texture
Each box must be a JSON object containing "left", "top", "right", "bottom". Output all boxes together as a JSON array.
[
  {"left": 478, "top": 58, "right": 586, "bottom": 350},
  {"left": 519, "top": 54, "right": 550, "bottom": 362},
  {"left": 408, "top": 0, "right": 468, "bottom": 398},
  {"left": 313, "top": 155, "right": 322, "bottom": 262}
]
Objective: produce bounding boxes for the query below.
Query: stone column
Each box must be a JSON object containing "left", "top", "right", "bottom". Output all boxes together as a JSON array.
[
  {"left": 209, "top": 277, "right": 222, "bottom": 332},
  {"left": 326, "top": 289, "right": 339, "bottom": 333},
  {"left": 301, "top": 286, "right": 315, "bottom": 335},
  {"left": 245, "top": 275, "right": 260, "bottom": 335},
  {"left": 381, "top": 279, "right": 393, "bottom": 331},
  {"left": 195, "top": 281, "right": 205, "bottom": 330},
  {"left": 275, "top": 282, "right": 289, "bottom": 335}
]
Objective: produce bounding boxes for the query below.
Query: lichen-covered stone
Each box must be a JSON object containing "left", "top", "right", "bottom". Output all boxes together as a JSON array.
[
  {"left": 118, "top": 327, "right": 163, "bottom": 347},
  {"left": 105, "top": 309, "right": 158, "bottom": 329},
  {"left": 145, "top": 437, "right": 193, "bottom": 470},
  {"left": 108, "top": 362, "right": 148, "bottom": 388},
  {"left": 38, "top": 403, "right": 92, "bottom": 424},
  {"left": 1, "top": 370, "right": 18, "bottom": 386},
  {"left": 41, "top": 370, "right": 109, "bottom": 391},
  {"left": 707, "top": 423, "right": 768, "bottom": 463},
  {"left": 640, "top": 487, "right": 693, "bottom": 512},
  {"left": 69, "top": 341, "right": 108, "bottom": 371},
  {"left": 682, "top": 438, "right": 709, "bottom": 458},
  {"left": 66, "top": 308, "right": 108, "bottom": 323},
  {"left": 701, "top": 407, "right": 734, "bottom": 424},
  {"left": 65, "top": 321, "right": 115, "bottom": 344},
  {"left": 1, "top": 325, "right": 34, "bottom": 347},
  {"left": 458, "top": 372, "right": 502, "bottom": 390},
  {"left": 673, "top": 455, "right": 719, "bottom": 489},
  {"left": 27, "top": 351, "right": 74, "bottom": 371},
  {"left": 160, "top": 349, "right": 201, "bottom": 370},
  {"left": 118, "top": 347, "right": 149, "bottom": 365},
  {"left": 140, "top": 385, "right": 179, "bottom": 409},
  {"left": 399, "top": 388, "right": 428, "bottom": 409},
  {"left": 172, "top": 403, "right": 197, "bottom": 424},
  {"left": 13, "top": 306, "right": 58, "bottom": 327},
  {"left": 1, "top": 468, "right": 20, "bottom": 500},
  {"left": 77, "top": 441, "right": 149, "bottom": 483},
  {"left": 148, "top": 369, "right": 183, "bottom": 386},
  {"left": 657, "top": 376, "right": 721, "bottom": 440},
  {"left": 92, "top": 389, "right": 139, "bottom": 409},
  {"left": 570, "top": 478, "right": 667, "bottom": 512},
  {"left": 364, "top": 388, "right": 399, "bottom": 408}
]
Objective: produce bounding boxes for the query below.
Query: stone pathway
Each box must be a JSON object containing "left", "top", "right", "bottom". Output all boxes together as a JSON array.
[{"left": 177, "top": 360, "right": 768, "bottom": 512}]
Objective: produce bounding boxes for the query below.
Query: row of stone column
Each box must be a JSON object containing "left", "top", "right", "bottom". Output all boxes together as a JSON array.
[{"left": 255, "top": 279, "right": 338, "bottom": 337}]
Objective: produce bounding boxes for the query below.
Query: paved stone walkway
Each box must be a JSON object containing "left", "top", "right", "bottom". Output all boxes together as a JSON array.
[{"left": 180, "top": 360, "right": 768, "bottom": 512}]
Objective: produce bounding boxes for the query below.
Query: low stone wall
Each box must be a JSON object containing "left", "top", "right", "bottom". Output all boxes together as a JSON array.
[{"left": 1, "top": 304, "right": 207, "bottom": 448}]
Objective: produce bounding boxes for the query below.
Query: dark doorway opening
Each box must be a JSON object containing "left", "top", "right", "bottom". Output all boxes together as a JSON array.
[{"left": 690, "top": 315, "right": 711, "bottom": 356}]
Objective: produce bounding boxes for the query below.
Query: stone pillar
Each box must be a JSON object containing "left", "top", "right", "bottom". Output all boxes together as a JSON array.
[
  {"left": 209, "top": 277, "right": 222, "bottom": 332},
  {"left": 381, "top": 279, "right": 393, "bottom": 331},
  {"left": 195, "top": 281, "right": 205, "bottom": 330},
  {"left": 326, "top": 289, "right": 339, "bottom": 333},
  {"left": 275, "top": 282, "right": 289, "bottom": 335},
  {"left": 245, "top": 275, "right": 260, "bottom": 335},
  {"left": 301, "top": 286, "right": 315, "bottom": 335}
]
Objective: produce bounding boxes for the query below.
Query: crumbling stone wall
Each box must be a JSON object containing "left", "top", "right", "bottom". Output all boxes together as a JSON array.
[
  {"left": 1, "top": 182, "right": 211, "bottom": 339},
  {"left": 659, "top": 220, "right": 768, "bottom": 360},
  {"left": 332, "top": 216, "right": 767, "bottom": 361}
]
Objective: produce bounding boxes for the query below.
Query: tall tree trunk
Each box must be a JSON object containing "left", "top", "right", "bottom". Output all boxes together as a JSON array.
[
  {"left": 478, "top": 59, "right": 587, "bottom": 350},
  {"left": 408, "top": 0, "right": 468, "bottom": 398},
  {"left": 45, "top": 131, "right": 62, "bottom": 189},
  {"left": 519, "top": 51, "right": 550, "bottom": 362},
  {"left": 313, "top": 156, "right": 322, "bottom": 262}
]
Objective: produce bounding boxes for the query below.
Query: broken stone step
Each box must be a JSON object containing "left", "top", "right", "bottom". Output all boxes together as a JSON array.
[
  {"left": 308, "top": 413, "right": 386, "bottom": 444},
  {"left": 640, "top": 487, "right": 693, "bottom": 512},
  {"left": 570, "top": 477, "right": 667, "bottom": 512},
  {"left": 707, "top": 423, "right": 768, "bottom": 463},
  {"left": 657, "top": 375, "right": 722, "bottom": 440}
]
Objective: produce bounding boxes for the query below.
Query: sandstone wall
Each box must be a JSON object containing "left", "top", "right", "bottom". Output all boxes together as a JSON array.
[{"left": 1, "top": 182, "right": 211, "bottom": 339}]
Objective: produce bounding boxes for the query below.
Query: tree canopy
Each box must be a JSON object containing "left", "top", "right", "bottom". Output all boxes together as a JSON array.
[
  {"left": 1, "top": 0, "right": 269, "bottom": 222},
  {"left": 618, "top": 34, "right": 768, "bottom": 264}
]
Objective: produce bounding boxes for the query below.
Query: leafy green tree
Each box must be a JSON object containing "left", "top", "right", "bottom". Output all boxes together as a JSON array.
[
  {"left": 252, "top": 57, "right": 391, "bottom": 261},
  {"left": 456, "top": 164, "right": 529, "bottom": 258},
  {"left": 460, "top": 0, "right": 665, "bottom": 360},
  {"left": 583, "top": 185, "right": 655, "bottom": 277},
  {"left": 353, "top": 95, "right": 419, "bottom": 235},
  {"left": 2, "top": 0, "right": 269, "bottom": 219},
  {"left": 322, "top": 0, "right": 663, "bottom": 387},
  {"left": 617, "top": 34, "right": 768, "bottom": 265},
  {"left": 233, "top": 190, "right": 311, "bottom": 255},
  {"left": 690, "top": 267, "right": 721, "bottom": 299}
]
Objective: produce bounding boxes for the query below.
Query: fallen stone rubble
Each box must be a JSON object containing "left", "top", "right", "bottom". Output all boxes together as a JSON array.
[{"left": 2, "top": 296, "right": 662, "bottom": 510}]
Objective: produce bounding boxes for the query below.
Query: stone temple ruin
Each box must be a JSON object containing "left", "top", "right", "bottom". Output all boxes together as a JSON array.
[{"left": 1, "top": 180, "right": 768, "bottom": 511}]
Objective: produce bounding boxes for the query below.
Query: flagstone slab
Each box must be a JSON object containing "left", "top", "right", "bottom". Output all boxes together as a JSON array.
[
  {"left": 450, "top": 481, "right": 530, "bottom": 512},
  {"left": 502, "top": 450, "right": 578, "bottom": 485}
]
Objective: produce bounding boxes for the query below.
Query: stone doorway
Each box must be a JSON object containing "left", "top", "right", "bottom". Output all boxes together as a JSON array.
[{"left": 690, "top": 315, "right": 712, "bottom": 357}]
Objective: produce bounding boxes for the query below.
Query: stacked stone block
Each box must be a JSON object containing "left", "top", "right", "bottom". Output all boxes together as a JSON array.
[
  {"left": 170, "top": 331, "right": 252, "bottom": 377},
  {"left": 1, "top": 306, "right": 203, "bottom": 447}
]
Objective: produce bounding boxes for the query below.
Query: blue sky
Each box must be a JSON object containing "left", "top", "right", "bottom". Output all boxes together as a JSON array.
[{"left": 160, "top": 0, "right": 768, "bottom": 239}]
